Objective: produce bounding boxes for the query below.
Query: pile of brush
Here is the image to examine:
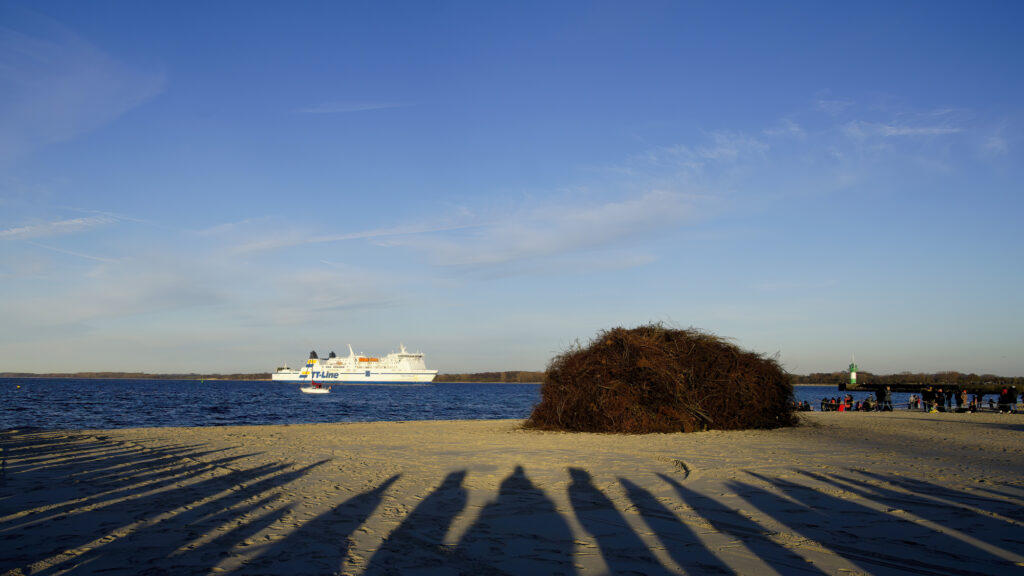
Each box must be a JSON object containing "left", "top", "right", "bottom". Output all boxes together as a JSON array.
[{"left": 527, "top": 324, "right": 797, "bottom": 433}]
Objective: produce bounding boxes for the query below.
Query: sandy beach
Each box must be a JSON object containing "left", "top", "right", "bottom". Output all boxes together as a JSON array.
[{"left": 2, "top": 412, "right": 1022, "bottom": 575}]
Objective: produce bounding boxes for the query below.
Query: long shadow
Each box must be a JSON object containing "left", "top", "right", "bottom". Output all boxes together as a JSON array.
[
  {"left": 1, "top": 432, "right": 231, "bottom": 525},
  {"left": 974, "top": 482, "right": 1024, "bottom": 501},
  {"left": 248, "top": 474, "right": 400, "bottom": 575},
  {"left": 739, "top": 471, "right": 1019, "bottom": 575},
  {"left": 798, "top": 469, "right": 1024, "bottom": 566},
  {"left": 569, "top": 467, "right": 668, "bottom": 575},
  {"left": 1, "top": 436, "right": 257, "bottom": 531},
  {"left": 848, "top": 469, "right": 1024, "bottom": 522},
  {"left": 363, "top": 470, "right": 467, "bottom": 574},
  {"left": 34, "top": 459, "right": 330, "bottom": 575},
  {"left": 454, "top": 465, "right": 575, "bottom": 576},
  {"left": 657, "top": 473, "right": 828, "bottom": 575},
  {"left": 619, "top": 478, "right": 733, "bottom": 575},
  {"left": 3, "top": 450, "right": 256, "bottom": 533},
  {"left": 1, "top": 429, "right": 327, "bottom": 576},
  {"left": 3, "top": 432, "right": 218, "bottom": 481}
]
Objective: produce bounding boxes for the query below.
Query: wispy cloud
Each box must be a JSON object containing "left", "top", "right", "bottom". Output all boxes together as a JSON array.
[
  {"left": 0, "top": 14, "right": 165, "bottom": 164},
  {"left": 763, "top": 119, "right": 804, "bottom": 138},
  {"left": 22, "top": 240, "right": 120, "bottom": 263},
  {"left": 878, "top": 124, "right": 962, "bottom": 137},
  {"left": 815, "top": 98, "right": 854, "bottom": 115},
  {"left": 0, "top": 264, "right": 226, "bottom": 331},
  {"left": 229, "top": 221, "right": 480, "bottom": 254},
  {"left": 983, "top": 135, "right": 1008, "bottom": 155},
  {"left": 396, "top": 189, "right": 695, "bottom": 271},
  {"left": 291, "top": 101, "right": 411, "bottom": 114},
  {"left": 629, "top": 131, "right": 768, "bottom": 171},
  {"left": 0, "top": 215, "right": 116, "bottom": 240}
]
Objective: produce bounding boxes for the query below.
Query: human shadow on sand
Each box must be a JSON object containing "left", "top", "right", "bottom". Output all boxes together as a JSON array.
[
  {"left": 248, "top": 474, "right": 400, "bottom": 576},
  {"left": 733, "top": 470, "right": 1022, "bottom": 575},
  {"left": 619, "top": 477, "right": 733, "bottom": 575},
  {"left": 0, "top": 430, "right": 323, "bottom": 576},
  {"left": 455, "top": 465, "right": 574, "bottom": 576},
  {"left": 657, "top": 473, "right": 827, "bottom": 575},
  {"left": 364, "top": 465, "right": 574, "bottom": 576},
  {"left": 798, "top": 469, "right": 1024, "bottom": 566},
  {"left": 846, "top": 468, "right": 1024, "bottom": 522},
  {"left": 569, "top": 467, "right": 669, "bottom": 575},
  {"left": 362, "top": 470, "right": 467, "bottom": 575}
]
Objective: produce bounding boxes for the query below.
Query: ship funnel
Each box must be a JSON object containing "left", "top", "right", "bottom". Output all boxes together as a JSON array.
[
  {"left": 309, "top": 350, "right": 319, "bottom": 359},
  {"left": 329, "top": 351, "right": 336, "bottom": 358}
]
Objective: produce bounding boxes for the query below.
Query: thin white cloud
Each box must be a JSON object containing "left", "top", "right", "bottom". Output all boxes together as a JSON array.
[
  {"left": 22, "top": 241, "right": 120, "bottom": 263},
  {"left": 622, "top": 132, "right": 768, "bottom": 176},
  {"left": 815, "top": 98, "right": 854, "bottom": 115},
  {"left": 879, "top": 125, "right": 962, "bottom": 137},
  {"left": 841, "top": 118, "right": 963, "bottom": 140},
  {"left": 983, "top": 135, "right": 1008, "bottom": 155},
  {"left": 291, "top": 101, "right": 411, "bottom": 114},
  {"left": 191, "top": 217, "right": 272, "bottom": 237},
  {"left": 398, "top": 189, "right": 695, "bottom": 270},
  {"left": 763, "top": 119, "right": 804, "bottom": 138},
  {"left": 0, "top": 15, "right": 165, "bottom": 164},
  {"left": 229, "top": 221, "right": 480, "bottom": 254},
  {"left": 695, "top": 131, "right": 769, "bottom": 160},
  {"left": 0, "top": 215, "right": 115, "bottom": 239},
  {"left": 0, "top": 266, "right": 225, "bottom": 330}
]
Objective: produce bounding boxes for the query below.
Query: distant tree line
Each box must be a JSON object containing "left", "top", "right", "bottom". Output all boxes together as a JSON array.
[
  {"left": 792, "top": 371, "right": 1024, "bottom": 388},
  {"left": 0, "top": 372, "right": 272, "bottom": 381},
  {"left": 436, "top": 371, "right": 545, "bottom": 383},
  {"left": 1, "top": 371, "right": 544, "bottom": 382}
]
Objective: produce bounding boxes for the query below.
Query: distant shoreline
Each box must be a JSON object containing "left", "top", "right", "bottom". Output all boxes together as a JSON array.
[
  {"left": 3, "top": 373, "right": 1018, "bottom": 388},
  {"left": 0, "top": 372, "right": 544, "bottom": 384},
  {"left": 0, "top": 372, "right": 271, "bottom": 381}
]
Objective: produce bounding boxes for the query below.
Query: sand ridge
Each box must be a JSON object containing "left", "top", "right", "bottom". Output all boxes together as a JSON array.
[{"left": 2, "top": 412, "right": 1022, "bottom": 575}]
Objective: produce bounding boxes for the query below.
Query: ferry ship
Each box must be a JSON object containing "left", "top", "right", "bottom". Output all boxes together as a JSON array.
[{"left": 272, "top": 344, "right": 438, "bottom": 384}]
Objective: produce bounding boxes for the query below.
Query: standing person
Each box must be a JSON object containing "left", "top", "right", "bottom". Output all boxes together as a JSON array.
[
  {"left": 935, "top": 389, "right": 946, "bottom": 412},
  {"left": 881, "top": 386, "right": 893, "bottom": 411},
  {"left": 998, "top": 388, "right": 1011, "bottom": 413},
  {"left": 922, "top": 386, "right": 934, "bottom": 412}
]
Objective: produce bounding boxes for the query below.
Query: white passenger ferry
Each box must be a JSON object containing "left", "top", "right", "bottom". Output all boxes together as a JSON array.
[{"left": 272, "top": 344, "right": 438, "bottom": 384}]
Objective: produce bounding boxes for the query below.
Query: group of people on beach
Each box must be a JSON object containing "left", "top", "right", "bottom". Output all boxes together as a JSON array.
[
  {"left": 913, "top": 386, "right": 1020, "bottom": 413},
  {"left": 819, "top": 390, "right": 893, "bottom": 412},
  {"left": 815, "top": 386, "right": 1021, "bottom": 413}
]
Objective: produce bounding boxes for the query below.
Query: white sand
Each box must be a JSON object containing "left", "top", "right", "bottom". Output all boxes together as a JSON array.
[{"left": 2, "top": 412, "right": 1022, "bottom": 575}]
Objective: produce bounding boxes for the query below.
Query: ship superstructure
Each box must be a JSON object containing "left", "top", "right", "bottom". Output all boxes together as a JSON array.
[{"left": 272, "top": 344, "right": 437, "bottom": 384}]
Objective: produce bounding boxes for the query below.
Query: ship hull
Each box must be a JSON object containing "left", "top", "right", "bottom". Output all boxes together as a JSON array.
[{"left": 274, "top": 370, "right": 437, "bottom": 384}]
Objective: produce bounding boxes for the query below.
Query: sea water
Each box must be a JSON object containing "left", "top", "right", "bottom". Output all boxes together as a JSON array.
[{"left": 1, "top": 379, "right": 922, "bottom": 430}]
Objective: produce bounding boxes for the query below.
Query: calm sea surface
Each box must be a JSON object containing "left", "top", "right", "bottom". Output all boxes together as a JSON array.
[{"left": 1, "top": 379, "right": 911, "bottom": 431}]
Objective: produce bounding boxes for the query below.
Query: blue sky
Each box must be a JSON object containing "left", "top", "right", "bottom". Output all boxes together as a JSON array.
[{"left": 2, "top": 1, "right": 1022, "bottom": 376}]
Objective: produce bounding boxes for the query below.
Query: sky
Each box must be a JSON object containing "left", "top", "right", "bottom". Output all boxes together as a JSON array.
[{"left": 1, "top": 1, "right": 1022, "bottom": 376}]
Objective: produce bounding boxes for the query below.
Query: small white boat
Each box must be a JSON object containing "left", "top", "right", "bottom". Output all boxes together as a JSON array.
[{"left": 300, "top": 382, "right": 331, "bottom": 394}]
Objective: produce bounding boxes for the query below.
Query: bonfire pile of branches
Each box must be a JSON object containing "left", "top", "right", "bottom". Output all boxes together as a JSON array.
[{"left": 527, "top": 324, "right": 797, "bottom": 433}]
